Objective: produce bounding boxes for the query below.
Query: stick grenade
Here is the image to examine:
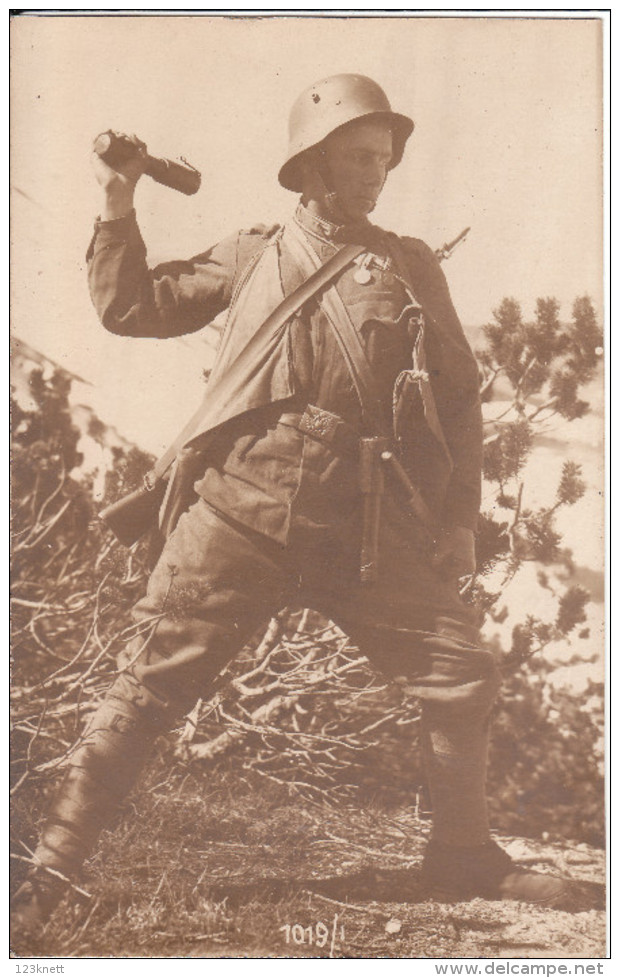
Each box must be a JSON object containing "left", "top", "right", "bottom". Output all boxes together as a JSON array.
[
  {"left": 359, "top": 437, "right": 391, "bottom": 584},
  {"left": 93, "top": 131, "right": 201, "bottom": 196}
]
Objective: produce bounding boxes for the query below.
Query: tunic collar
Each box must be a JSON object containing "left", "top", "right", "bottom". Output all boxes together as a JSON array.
[{"left": 293, "top": 201, "right": 382, "bottom": 248}]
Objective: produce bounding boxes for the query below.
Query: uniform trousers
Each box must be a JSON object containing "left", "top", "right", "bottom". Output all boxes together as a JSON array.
[{"left": 35, "top": 496, "right": 502, "bottom": 877}]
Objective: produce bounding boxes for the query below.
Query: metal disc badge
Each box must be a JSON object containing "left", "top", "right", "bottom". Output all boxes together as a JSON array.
[{"left": 354, "top": 266, "right": 372, "bottom": 285}]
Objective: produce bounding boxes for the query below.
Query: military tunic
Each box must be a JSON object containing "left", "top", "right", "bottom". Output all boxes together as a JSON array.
[
  {"left": 87, "top": 204, "right": 482, "bottom": 542},
  {"left": 86, "top": 203, "right": 496, "bottom": 717}
]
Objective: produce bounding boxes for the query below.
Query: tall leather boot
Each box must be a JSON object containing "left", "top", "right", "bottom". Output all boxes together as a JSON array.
[
  {"left": 419, "top": 702, "right": 599, "bottom": 909},
  {"left": 420, "top": 702, "right": 492, "bottom": 849},
  {"left": 11, "top": 669, "right": 180, "bottom": 935}
]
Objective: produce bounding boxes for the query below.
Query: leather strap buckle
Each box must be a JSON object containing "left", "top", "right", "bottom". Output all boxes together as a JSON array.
[
  {"left": 143, "top": 470, "right": 158, "bottom": 492},
  {"left": 298, "top": 404, "right": 340, "bottom": 443},
  {"left": 296, "top": 404, "right": 359, "bottom": 458}
]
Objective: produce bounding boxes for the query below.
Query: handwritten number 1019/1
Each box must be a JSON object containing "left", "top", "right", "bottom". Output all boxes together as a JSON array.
[{"left": 279, "top": 914, "right": 344, "bottom": 955}]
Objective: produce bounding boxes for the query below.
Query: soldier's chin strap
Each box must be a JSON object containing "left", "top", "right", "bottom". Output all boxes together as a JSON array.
[
  {"left": 312, "top": 161, "right": 342, "bottom": 221},
  {"left": 302, "top": 146, "right": 375, "bottom": 221},
  {"left": 309, "top": 150, "right": 357, "bottom": 221},
  {"left": 312, "top": 152, "right": 385, "bottom": 220}
]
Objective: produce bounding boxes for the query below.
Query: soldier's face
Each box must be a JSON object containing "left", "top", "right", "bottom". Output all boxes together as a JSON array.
[{"left": 321, "top": 120, "right": 393, "bottom": 221}]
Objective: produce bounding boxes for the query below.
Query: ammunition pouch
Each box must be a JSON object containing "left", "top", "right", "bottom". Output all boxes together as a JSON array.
[
  {"left": 99, "top": 446, "right": 208, "bottom": 549},
  {"left": 158, "top": 446, "right": 208, "bottom": 540},
  {"left": 99, "top": 474, "right": 167, "bottom": 547}
]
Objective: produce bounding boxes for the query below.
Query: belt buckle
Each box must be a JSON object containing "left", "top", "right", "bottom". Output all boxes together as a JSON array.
[{"left": 298, "top": 405, "right": 339, "bottom": 444}]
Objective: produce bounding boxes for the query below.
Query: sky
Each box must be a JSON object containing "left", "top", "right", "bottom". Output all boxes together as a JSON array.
[{"left": 11, "top": 12, "right": 604, "bottom": 452}]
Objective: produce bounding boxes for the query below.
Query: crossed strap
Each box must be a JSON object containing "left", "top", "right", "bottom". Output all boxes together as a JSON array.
[{"left": 146, "top": 236, "right": 366, "bottom": 486}]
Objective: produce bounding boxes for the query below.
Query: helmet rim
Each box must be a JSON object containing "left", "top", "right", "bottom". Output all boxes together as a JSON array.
[{"left": 278, "top": 74, "right": 414, "bottom": 193}]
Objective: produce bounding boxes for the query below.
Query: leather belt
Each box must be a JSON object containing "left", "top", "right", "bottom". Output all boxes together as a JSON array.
[{"left": 280, "top": 404, "right": 360, "bottom": 458}]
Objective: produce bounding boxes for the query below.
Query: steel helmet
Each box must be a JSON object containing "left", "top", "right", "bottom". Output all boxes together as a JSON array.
[{"left": 278, "top": 73, "right": 414, "bottom": 192}]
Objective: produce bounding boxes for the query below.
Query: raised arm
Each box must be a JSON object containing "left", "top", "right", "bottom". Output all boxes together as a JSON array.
[{"left": 86, "top": 134, "right": 248, "bottom": 339}]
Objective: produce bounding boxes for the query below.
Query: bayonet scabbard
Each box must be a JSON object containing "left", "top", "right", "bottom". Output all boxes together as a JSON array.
[{"left": 359, "top": 437, "right": 391, "bottom": 584}]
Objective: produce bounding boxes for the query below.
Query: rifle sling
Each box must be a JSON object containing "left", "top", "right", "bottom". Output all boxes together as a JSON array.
[
  {"left": 285, "top": 222, "right": 391, "bottom": 439},
  {"left": 286, "top": 221, "right": 436, "bottom": 533}
]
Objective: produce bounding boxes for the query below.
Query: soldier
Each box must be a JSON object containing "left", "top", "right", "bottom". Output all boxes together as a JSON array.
[{"left": 13, "top": 74, "right": 579, "bottom": 933}]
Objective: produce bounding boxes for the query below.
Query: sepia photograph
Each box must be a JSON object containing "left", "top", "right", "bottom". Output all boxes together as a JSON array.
[{"left": 10, "top": 11, "right": 607, "bottom": 963}]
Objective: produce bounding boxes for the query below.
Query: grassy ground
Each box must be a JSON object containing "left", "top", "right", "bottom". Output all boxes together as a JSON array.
[{"left": 11, "top": 755, "right": 606, "bottom": 960}]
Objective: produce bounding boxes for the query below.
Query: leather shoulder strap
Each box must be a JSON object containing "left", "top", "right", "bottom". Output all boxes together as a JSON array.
[{"left": 285, "top": 222, "right": 391, "bottom": 438}]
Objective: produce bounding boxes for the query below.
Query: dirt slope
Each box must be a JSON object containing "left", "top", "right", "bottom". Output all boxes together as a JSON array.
[{"left": 11, "top": 775, "right": 606, "bottom": 959}]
